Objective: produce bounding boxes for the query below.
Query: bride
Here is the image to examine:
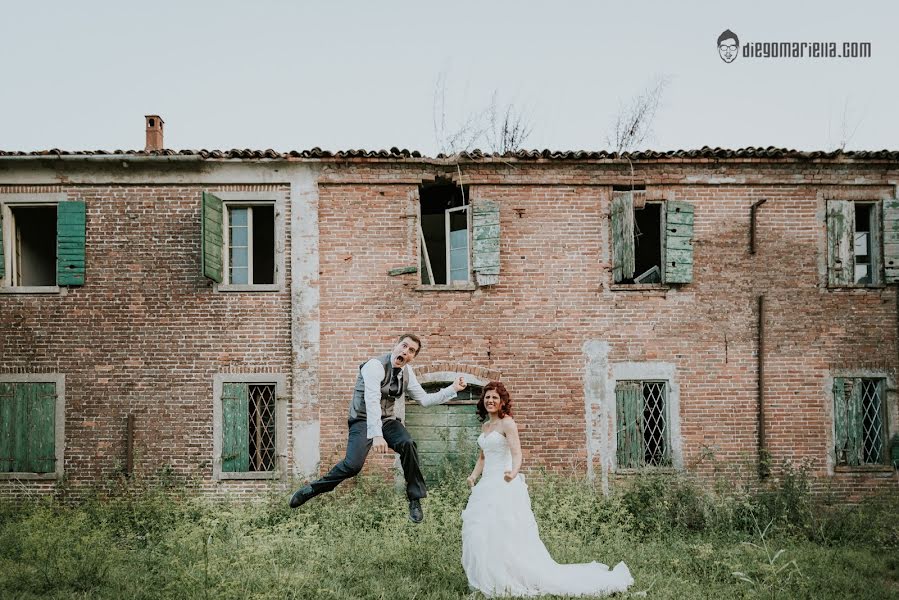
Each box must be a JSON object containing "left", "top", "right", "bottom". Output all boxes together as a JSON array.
[{"left": 461, "top": 381, "right": 633, "bottom": 597}]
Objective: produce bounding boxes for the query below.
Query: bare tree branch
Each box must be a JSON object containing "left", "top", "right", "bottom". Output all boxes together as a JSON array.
[
  {"left": 432, "top": 71, "right": 533, "bottom": 155},
  {"left": 605, "top": 76, "right": 669, "bottom": 154},
  {"left": 485, "top": 91, "right": 533, "bottom": 154}
]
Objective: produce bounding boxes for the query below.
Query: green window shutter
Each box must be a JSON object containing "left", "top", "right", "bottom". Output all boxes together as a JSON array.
[
  {"left": 833, "top": 377, "right": 847, "bottom": 464},
  {"left": 222, "top": 383, "right": 249, "bottom": 472},
  {"left": 611, "top": 191, "right": 635, "bottom": 283},
  {"left": 615, "top": 381, "right": 642, "bottom": 468},
  {"left": 57, "top": 200, "right": 86, "bottom": 286},
  {"left": 29, "top": 383, "right": 56, "bottom": 473},
  {"left": 826, "top": 200, "right": 854, "bottom": 286},
  {"left": 202, "top": 192, "right": 224, "bottom": 283},
  {"left": 0, "top": 207, "right": 5, "bottom": 280},
  {"left": 0, "top": 383, "right": 13, "bottom": 473},
  {"left": 12, "top": 383, "right": 30, "bottom": 472},
  {"left": 664, "top": 201, "right": 695, "bottom": 284},
  {"left": 883, "top": 198, "right": 899, "bottom": 283},
  {"left": 472, "top": 199, "right": 500, "bottom": 286},
  {"left": 846, "top": 379, "right": 863, "bottom": 466}
]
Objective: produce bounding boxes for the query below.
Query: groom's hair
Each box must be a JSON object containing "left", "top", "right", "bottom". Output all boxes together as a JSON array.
[{"left": 476, "top": 381, "right": 513, "bottom": 422}]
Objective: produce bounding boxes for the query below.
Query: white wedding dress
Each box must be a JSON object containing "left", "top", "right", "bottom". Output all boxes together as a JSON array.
[{"left": 461, "top": 430, "right": 633, "bottom": 598}]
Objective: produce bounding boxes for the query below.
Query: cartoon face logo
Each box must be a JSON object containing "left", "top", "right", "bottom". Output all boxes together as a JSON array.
[{"left": 717, "top": 29, "right": 739, "bottom": 63}]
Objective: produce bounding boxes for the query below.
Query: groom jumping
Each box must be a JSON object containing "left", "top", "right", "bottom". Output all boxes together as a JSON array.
[{"left": 289, "top": 333, "right": 466, "bottom": 523}]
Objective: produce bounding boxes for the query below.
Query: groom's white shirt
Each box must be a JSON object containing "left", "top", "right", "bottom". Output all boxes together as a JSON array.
[{"left": 360, "top": 359, "right": 458, "bottom": 439}]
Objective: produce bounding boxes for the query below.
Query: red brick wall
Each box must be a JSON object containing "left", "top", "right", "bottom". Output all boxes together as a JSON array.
[
  {"left": 316, "top": 160, "right": 898, "bottom": 494},
  {"left": 0, "top": 183, "right": 292, "bottom": 496}
]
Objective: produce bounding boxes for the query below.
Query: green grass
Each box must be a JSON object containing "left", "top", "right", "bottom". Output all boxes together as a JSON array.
[{"left": 0, "top": 469, "right": 896, "bottom": 599}]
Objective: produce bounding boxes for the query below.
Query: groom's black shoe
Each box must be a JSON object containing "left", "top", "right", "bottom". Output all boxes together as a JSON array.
[
  {"left": 408, "top": 499, "right": 424, "bottom": 524},
  {"left": 289, "top": 485, "right": 316, "bottom": 509}
]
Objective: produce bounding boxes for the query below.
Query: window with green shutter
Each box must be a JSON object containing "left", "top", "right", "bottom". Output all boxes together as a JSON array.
[
  {"left": 611, "top": 190, "right": 693, "bottom": 285},
  {"left": 826, "top": 200, "right": 884, "bottom": 287},
  {"left": 404, "top": 384, "right": 482, "bottom": 483},
  {"left": 0, "top": 382, "right": 57, "bottom": 474},
  {"left": 221, "top": 383, "right": 276, "bottom": 473},
  {"left": 0, "top": 199, "right": 85, "bottom": 288},
  {"left": 418, "top": 180, "right": 499, "bottom": 288},
  {"left": 833, "top": 377, "right": 887, "bottom": 466},
  {"left": 616, "top": 380, "right": 670, "bottom": 468}
]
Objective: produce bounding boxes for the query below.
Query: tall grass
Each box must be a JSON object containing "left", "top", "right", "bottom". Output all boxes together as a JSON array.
[{"left": 0, "top": 465, "right": 895, "bottom": 599}]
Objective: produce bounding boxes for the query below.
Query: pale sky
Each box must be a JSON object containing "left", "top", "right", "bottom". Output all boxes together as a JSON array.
[{"left": 1, "top": 1, "right": 897, "bottom": 155}]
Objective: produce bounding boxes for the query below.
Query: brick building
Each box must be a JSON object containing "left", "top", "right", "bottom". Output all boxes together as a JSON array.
[{"left": 1, "top": 130, "right": 897, "bottom": 498}]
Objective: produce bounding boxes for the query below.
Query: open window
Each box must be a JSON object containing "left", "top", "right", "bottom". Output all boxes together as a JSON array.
[
  {"left": 611, "top": 189, "right": 693, "bottom": 285},
  {"left": 201, "top": 192, "right": 281, "bottom": 290},
  {"left": 0, "top": 198, "right": 86, "bottom": 290},
  {"left": 826, "top": 200, "right": 887, "bottom": 287},
  {"left": 419, "top": 180, "right": 470, "bottom": 286}
]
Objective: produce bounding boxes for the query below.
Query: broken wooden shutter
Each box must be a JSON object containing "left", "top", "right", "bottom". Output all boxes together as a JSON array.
[
  {"left": 30, "top": 383, "right": 56, "bottom": 473},
  {"left": 202, "top": 192, "right": 224, "bottom": 283},
  {"left": 611, "top": 191, "right": 635, "bottom": 283},
  {"left": 846, "top": 378, "right": 863, "bottom": 466},
  {"left": 222, "top": 383, "right": 249, "bottom": 472},
  {"left": 826, "top": 200, "right": 854, "bottom": 286},
  {"left": 615, "top": 381, "right": 642, "bottom": 468},
  {"left": 0, "top": 207, "right": 5, "bottom": 280},
  {"left": 57, "top": 200, "right": 86, "bottom": 286},
  {"left": 664, "top": 200, "right": 695, "bottom": 284},
  {"left": 883, "top": 198, "right": 899, "bottom": 283},
  {"left": 833, "top": 377, "right": 848, "bottom": 465},
  {"left": 471, "top": 199, "right": 500, "bottom": 286}
]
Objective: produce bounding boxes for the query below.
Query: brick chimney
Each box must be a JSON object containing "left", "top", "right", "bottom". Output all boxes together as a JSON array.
[{"left": 144, "top": 115, "right": 164, "bottom": 151}]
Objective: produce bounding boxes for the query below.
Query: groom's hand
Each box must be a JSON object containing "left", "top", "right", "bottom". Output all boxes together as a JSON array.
[
  {"left": 372, "top": 436, "right": 388, "bottom": 454},
  {"left": 452, "top": 376, "right": 467, "bottom": 392}
]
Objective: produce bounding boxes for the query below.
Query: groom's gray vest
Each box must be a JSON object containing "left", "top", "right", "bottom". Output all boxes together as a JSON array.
[{"left": 348, "top": 353, "right": 409, "bottom": 422}]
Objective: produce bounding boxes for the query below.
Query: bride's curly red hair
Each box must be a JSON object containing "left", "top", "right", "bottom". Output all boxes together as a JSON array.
[{"left": 476, "top": 381, "right": 513, "bottom": 422}]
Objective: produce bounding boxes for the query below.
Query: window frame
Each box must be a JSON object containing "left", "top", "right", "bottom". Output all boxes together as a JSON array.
[
  {"left": 0, "top": 193, "right": 67, "bottom": 294},
  {"left": 615, "top": 379, "right": 672, "bottom": 469},
  {"left": 211, "top": 192, "right": 285, "bottom": 293},
  {"left": 609, "top": 362, "right": 683, "bottom": 473},
  {"left": 416, "top": 186, "right": 476, "bottom": 292},
  {"left": 830, "top": 372, "right": 893, "bottom": 472},
  {"left": 0, "top": 373, "right": 66, "bottom": 480},
  {"left": 212, "top": 373, "right": 288, "bottom": 480},
  {"left": 824, "top": 196, "right": 886, "bottom": 289},
  {"left": 610, "top": 190, "right": 670, "bottom": 291}
]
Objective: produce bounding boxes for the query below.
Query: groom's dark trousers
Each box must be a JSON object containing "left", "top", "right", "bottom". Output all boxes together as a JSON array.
[{"left": 308, "top": 418, "right": 427, "bottom": 500}]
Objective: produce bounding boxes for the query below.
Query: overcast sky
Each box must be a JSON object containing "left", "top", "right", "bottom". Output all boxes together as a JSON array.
[{"left": 1, "top": 1, "right": 896, "bottom": 155}]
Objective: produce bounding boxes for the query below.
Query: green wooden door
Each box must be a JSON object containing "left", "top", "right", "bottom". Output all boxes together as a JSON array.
[{"left": 404, "top": 386, "right": 481, "bottom": 483}]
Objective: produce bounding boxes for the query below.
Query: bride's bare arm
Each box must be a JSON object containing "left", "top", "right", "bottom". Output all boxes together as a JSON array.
[
  {"left": 503, "top": 418, "right": 522, "bottom": 481},
  {"left": 467, "top": 450, "right": 485, "bottom": 487}
]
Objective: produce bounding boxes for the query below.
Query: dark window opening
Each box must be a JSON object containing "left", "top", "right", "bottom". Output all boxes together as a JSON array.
[
  {"left": 854, "top": 203, "right": 873, "bottom": 285},
  {"left": 252, "top": 205, "right": 275, "bottom": 284},
  {"left": 419, "top": 180, "right": 469, "bottom": 285},
  {"left": 227, "top": 205, "right": 275, "bottom": 285},
  {"left": 630, "top": 203, "right": 662, "bottom": 284},
  {"left": 11, "top": 206, "right": 57, "bottom": 286}
]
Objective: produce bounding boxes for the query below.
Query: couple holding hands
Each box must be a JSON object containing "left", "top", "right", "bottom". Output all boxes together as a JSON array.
[{"left": 289, "top": 334, "right": 633, "bottom": 598}]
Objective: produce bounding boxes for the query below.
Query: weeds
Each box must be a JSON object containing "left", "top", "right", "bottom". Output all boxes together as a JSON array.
[{"left": 0, "top": 468, "right": 894, "bottom": 599}]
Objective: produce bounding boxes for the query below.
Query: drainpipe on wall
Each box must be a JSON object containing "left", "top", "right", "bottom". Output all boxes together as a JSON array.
[{"left": 758, "top": 294, "right": 770, "bottom": 478}]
